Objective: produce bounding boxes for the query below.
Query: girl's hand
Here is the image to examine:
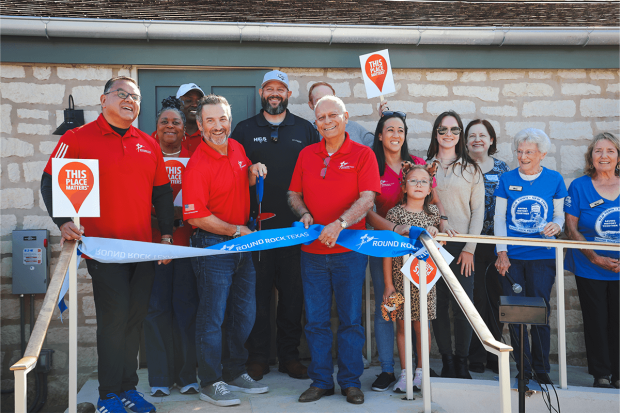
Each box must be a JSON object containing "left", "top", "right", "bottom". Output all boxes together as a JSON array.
[
  {"left": 394, "top": 224, "right": 411, "bottom": 237},
  {"left": 426, "top": 226, "right": 438, "bottom": 237},
  {"left": 457, "top": 251, "right": 474, "bottom": 277},
  {"left": 383, "top": 285, "right": 396, "bottom": 303}
]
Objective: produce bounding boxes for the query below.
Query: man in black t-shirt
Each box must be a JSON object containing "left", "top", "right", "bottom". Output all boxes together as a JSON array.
[{"left": 231, "top": 70, "right": 320, "bottom": 381}]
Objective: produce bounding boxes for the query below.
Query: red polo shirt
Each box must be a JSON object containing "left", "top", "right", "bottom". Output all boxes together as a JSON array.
[
  {"left": 182, "top": 139, "right": 251, "bottom": 226},
  {"left": 44, "top": 114, "right": 169, "bottom": 242},
  {"left": 289, "top": 133, "right": 381, "bottom": 254},
  {"left": 183, "top": 130, "right": 202, "bottom": 156}
]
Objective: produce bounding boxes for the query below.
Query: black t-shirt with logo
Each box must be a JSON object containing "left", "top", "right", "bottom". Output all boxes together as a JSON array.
[{"left": 231, "top": 109, "right": 320, "bottom": 229}]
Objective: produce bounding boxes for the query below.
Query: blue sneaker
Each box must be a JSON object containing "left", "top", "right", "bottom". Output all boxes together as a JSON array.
[
  {"left": 119, "top": 390, "right": 156, "bottom": 413},
  {"left": 96, "top": 393, "right": 127, "bottom": 413}
]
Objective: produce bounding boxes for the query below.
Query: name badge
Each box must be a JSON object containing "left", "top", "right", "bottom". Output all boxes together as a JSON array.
[
  {"left": 589, "top": 199, "right": 604, "bottom": 208},
  {"left": 509, "top": 185, "right": 522, "bottom": 191},
  {"left": 485, "top": 174, "right": 499, "bottom": 182}
]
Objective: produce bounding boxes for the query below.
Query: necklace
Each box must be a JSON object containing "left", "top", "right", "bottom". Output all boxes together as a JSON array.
[{"left": 162, "top": 148, "right": 182, "bottom": 156}]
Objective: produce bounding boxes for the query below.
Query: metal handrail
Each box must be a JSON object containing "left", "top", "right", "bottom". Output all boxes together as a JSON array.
[{"left": 11, "top": 240, "right": 77, "bottom": 412}]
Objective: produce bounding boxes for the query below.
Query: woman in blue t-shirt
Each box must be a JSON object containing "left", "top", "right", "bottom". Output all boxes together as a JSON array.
[
  {"left": 565, "top": 132, "right": 620, "bottom": 389},
  {"left": 494, "top": 128, "right": 568, "bottom": 386}
]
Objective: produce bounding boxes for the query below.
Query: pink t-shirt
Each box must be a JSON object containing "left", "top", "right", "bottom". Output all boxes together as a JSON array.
[{"left": 375, "top": 155, "right": 436, "bottom": 218}]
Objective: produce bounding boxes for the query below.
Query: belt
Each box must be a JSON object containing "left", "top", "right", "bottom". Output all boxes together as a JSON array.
[{"left": 193, "top": 228, "right": 234, "bottom": 241}]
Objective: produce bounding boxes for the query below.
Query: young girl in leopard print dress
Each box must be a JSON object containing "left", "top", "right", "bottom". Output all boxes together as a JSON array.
[{"left": 383, "top": 162, "right": 440, "bottom": 393}]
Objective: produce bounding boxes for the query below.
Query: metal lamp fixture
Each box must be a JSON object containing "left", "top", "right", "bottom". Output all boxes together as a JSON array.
[{"left": 53, "top": 95, "right": 84, "bottom": 135}]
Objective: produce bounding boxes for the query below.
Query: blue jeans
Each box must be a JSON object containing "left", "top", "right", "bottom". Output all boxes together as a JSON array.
[
  {"left": 301, "top": 250, "right": 367, "bottom": 390},
  {"left": 369, "top": 256, "right": 395, "bottom": 373},
  {"left": 191, "top": 232, "right": 257, "bottom": 386},
  {"left": 144, "top": 258, "right": 198, "bottom": 388},
  {"left": 501, "top": 258, "right": 556, "bottom": 375}
]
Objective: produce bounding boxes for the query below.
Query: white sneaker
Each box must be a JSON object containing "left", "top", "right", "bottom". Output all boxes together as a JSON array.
[
  {"left": 393, "top": 369, "right": 407, "bottom": 393},
  {"left": 180, "top": 383, "right": 199, "bottom": 395},
  {"left": 226, "top": 373, "right": 269, "bottom": 394},
  {"left": 362, "top": 355, "right": 370, "bottom": 369},
  {"left": 150, "top": 386, "right": 170, "bottom": 397},
  {"left": 413, "top": 368, "right": 422, "bottom": 391},
  {"left": 200, "top": 381, "right": 240, "bottom": 407}
]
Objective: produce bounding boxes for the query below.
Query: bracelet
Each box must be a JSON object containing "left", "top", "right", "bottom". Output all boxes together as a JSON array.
[
  {"left": 393, "top": 224, "right": 398, "bottom": 232},
  {"left": 161, "top": 237, "right": 173, "bottom": 244},
  {"left": 301, "top": 211, "right": 311, "bottom": 218}
]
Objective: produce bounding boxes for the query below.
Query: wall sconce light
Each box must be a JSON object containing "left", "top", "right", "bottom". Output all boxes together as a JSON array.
[{"left": 53, "top": 95, "right": 84, "bottom": 135}]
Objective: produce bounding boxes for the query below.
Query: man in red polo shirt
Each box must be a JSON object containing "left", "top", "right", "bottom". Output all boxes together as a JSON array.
[
  {"left": 41, "top": 76, "right": 173, "bottom": 413},
  {"left": 177, "top": 83, "right": 205, "bottom": 155},
  {"left": 288, "top": 96, "right": 381, "bottom": 405},
  {"left": 182, "top": 94, "right": 269, "bottom": 407}
]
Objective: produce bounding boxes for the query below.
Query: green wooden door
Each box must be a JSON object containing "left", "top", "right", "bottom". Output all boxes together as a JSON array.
[{"left": 137, "top": 69, "right": 266, "bottom": 135}]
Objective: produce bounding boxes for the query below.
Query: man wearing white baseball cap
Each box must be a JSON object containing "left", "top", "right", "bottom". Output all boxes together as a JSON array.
[{"left": 176, "top": 83, "right": 205, "bottom": 155}]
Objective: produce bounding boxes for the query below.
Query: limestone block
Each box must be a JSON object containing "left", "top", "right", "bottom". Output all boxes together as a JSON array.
[
  {"left": 502, "top": 83, "right": 554, "bottom": 97},
  {"left": 580, "top": 98, "right": 620, "bottom": 117},
  {"left": 453, "top": 86, "right": 499, "bottom": 102},
  {"left": 17, "top": 108, "right": 49, "bottom": 120},
  {"left": 607, "top": 84, "right": 619, "bottom": 94},
  {"left": 406, "top": 119, "right": 433, "bottom": 134},
  {"left": 407, "top": 137, "right": 431, "bottom": 151},
  {"left": 1, "top": 104, "right": 12, "bottom": 134},
  {"left": 77, "top": 282, "right": 93, "bottom": 294},
  {"left": 289, "top": 80, "right": 300, "bottom": 99},
  {"left": 346, "top": 103, "right": 373, "bottom": 117},
  {"left": 595, "top": 120, "right": 620, "bottom": 132},
  {"left": 1, "top": 297, "right": 20, "bottom": 319},
  {"left": 505, "top": 122, "right": 546, "bottom": 138},
  {"left": 529, "top": 71, "right": 552, "bottom": 79},
  {"left": 495, "top": 142, "right": 514, "bottom": 163},
  {"left": 459, "top": 72, "right": 487, "bottom": 82},
  {"left": 1, "top": 325, "right": 29, "bottom": 345},
  {"left": 117, "top": 68, "right": 131, "bottom": 77},
  {"left": 57, "top": 66, "right": 112, "bottom": 81},
  {"left": 282, "top": 68, "right": 324, "bottom": 77},
  {"left": 1, "top": 241, "right": 11, "bottom": 254},
  {"left": 522, "top": 100, "right": 576, "bottom": 118},
  {"left": 17, "top": 123, "right": 51, "bottom": 136},
  {"left": 78, "top": 326, "right": 97, "bottom": 343},
  {"left": 288, "top": 102, "right": 319, "bottom": 121},
  {"left": 561, "top": 145, "right": 588, "bottom": 174},
  {"left": 393, "top": 70, "right": 422, "bottom": 81},
  {"left": 23, "top": 216, "right": 61, "bottom": 236},
  {"left": 46, "top": 327, "right": 69, "bottom": 344},
  {"left": 1, "top": 257, "right": 12, "bottom": 277},
  {"left": 1, "top": 65, "right": 25, "bottom": 78},
  {"left": 490, "top": 71, "right": 525, "bottom": 80},
  {"left": 306, "top": 81, "right": 351, "bottom": 98},
  {"left": 385, "top": 100, "right": 423, "bottom": 114},
  {"left": 7, "top": 163, "right": 20, "bottom": 183},
  {"left": 589, "top": 70, "right": 615, "bottom": 80},
  {"left": 71, "top": 86, "right": 103, "bottom": 106},
  {"left": 85, "top": 319, "right": 97, "bottom": 324},
  {"left": 32, "top": 67, "right": 51, "bottom": 80},
  {"left": 462, "top": 118, "right": 500, "bottom": 136},
  {"left": 1, "top": 137, "right": 34, "bottom": 157},
  {"left": 549, "top": 121, "right": 593, "bottom": 141},
  {"left": 78, "top": 346, "right": 98, "bottom": 367},
  {"left": 353, "top": 83, "right": 368, "bottom": 98},
  {"left": 0, "top": 83, "right": 65, "bottom": 104},
  {"left": 82, "top": 296, "right": 96, "bottom": 316},
  {"left": 427, "top": 100, "right": 475, "bottom": 115},
  {"left": 326, "top": 70, "right": 361, "bottom": 79},
  {"left": 407, "top": 83, "right": 448, "bottom": 97},
  {"left": 355, "top": 121, "right": 376, "bottom": 134},
  {"left": 561, "top": 83, "right": 601, "bottom": 96},
  {"left": 39, "top": 141, "right": 58, "bottom": 155},
  {"left": 0, "top": 214, "right": 17, "bottom": 236},
  {"left": 541, "top": 156, "right": 556, "bottom": 170},
  {"left": 1, "top": 188, "right": 34, "bottom": 209},
  {"left": 480, "top": 106, "right": 517, "bottom": 117},
  {"left": 23, "top": 161, "right": 47, "bottom": 182},
  {"left": 426, "top": 71, "right": 457, "bottom": 81},
  {"left": 558, "top": 70, "right": 586, "bottom": 79}
]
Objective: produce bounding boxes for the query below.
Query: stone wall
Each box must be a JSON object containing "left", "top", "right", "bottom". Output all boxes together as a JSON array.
[{"left": 1, "top": 63, "right": 619, "bottom": 410}]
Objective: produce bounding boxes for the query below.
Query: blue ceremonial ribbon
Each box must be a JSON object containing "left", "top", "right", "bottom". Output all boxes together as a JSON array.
[{"left": 57, "top": 249, "right": 81, "bottom": 321}]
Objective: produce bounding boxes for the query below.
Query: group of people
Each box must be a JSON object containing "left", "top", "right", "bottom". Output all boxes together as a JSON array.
[{"left": 40, "top": 70, "right": 619, "bottom": 413}]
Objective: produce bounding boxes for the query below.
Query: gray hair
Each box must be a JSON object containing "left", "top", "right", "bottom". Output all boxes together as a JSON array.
[
  {"left": 513, "top": 128, "right": 551, "bottom": 154},
  {"left": 196, "top": 94, "right": 232, "bottom": 125},
  {"left": 314, "top": 95, "right": 346, "bottom": 114}
]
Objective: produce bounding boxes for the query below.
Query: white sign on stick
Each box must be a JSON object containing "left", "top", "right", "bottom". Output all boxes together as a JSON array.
[
  {"left": 163, "top": 157, "right": 189, "bottom": 207},
  {"left": 359, "top": 49, "right": 396, "bottom": 99},
  {"left": 401, "top": 244, "right": 454, "bottom": 292},
  {"left": 52, "top": 158, "right": 100, "bottom": 217}
]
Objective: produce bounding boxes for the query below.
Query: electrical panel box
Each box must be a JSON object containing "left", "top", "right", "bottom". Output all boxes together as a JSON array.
[
  {"left": 499, "top": 296, "right": 547, "bottom": 326},
  {"left": 12, "top": 230, "right": 51, "bottom": 295}
]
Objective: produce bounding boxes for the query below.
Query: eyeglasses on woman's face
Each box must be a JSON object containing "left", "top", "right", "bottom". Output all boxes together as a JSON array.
[{"left": 437, "top": 126, "right": 462, "bottom": 136}]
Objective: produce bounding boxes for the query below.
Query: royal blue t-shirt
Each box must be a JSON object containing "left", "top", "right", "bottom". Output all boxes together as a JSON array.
[
  {"left": 494, "top": 167, "right": 568, "bottom": 260},
  {"left": 564, "top": 175, "right": 620, "bottom": 281}
]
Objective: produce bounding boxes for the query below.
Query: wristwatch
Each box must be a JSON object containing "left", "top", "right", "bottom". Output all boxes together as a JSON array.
[
  {"left": 233, "top": 225, "right": 241, "bottom": 238},
  {"left": 338, "top": 217, "right": 348, "bottom": 229},
  {"left": 440, "top": 216, "right": 449, "bottom": 221},
  {"left": 161, "top": 237, "right": 173, "bottom": 244}
]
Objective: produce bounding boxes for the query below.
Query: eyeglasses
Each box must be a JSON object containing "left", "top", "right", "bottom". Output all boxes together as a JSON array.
[
  {"left": 320, "top": 156, "right": 331, "bottom": 179},
  {"left": 437, "top": 126, "right": 462, "bottom": 136},
  {"left": 104, "top": 88, "right": 141, "bottom": 102},
  {"left": 270, "top": 126, "right": 279, "bottom": 143},
  {"left": 382, "top": 111, "right": 406, "bottom": 120},
  {"left": 406, "top": 179, "right": 430, "bottom": 186},
  {"left": 516, "top": 150, "right": 539, "bottom": 157}
]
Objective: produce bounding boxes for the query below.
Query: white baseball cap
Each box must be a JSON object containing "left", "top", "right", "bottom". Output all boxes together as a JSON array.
[
  {"left": 176, "top": 83, "right": 205, "bottom": 99},
  {"left": 261, "top": 70, "right": 289, "bottom": 89}
]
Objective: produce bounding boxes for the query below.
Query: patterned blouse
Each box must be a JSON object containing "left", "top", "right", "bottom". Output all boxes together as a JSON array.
[{"left": 482, "top": 157, "right": 510, "bottom": 236}]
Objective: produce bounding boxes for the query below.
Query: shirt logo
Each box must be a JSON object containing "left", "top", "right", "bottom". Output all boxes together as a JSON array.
[
  {"left": 54, "top": 142, "right": 69, "bottom": 159},
  {"left": 564, "top": 196, "right": 572, "bottom": 208},
  {"left": 339, "top": 161, "right": 354, "bottom": 170},
  {"left": 184, "top": 204, "right": 194, "bottom": 211},
  {"left": 254, "top": 137, "right": 267, "bottom": 143},
  {"left": 509, "top": 195, "right": 549, "bottom": 234},
  {"left": 292, "top": 139, "right": 302, "bottom": 144},
  {"left": 595, "top": 207, "right": 620, "bottom": 243},
  {"left": 380, "top": 180, "right": 393, "bottom": 187},
  {"left": 238, "top": 161, "right": 247, "bottom": 169},
  {"left": 356, "top": 234, "right": 377, "bottom": 249},
  {"left": 136, "top": 143, "right": 152, "bottom": 154}
]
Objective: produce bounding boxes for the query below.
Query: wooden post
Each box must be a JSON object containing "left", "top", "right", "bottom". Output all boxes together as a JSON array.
[{"left": 68, "top": 217, "right": 79, "bottom": 413}]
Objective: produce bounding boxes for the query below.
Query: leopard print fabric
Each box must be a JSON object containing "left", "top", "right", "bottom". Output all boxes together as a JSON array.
[{"left": 385, "top": 204, "right": 440, "bottom": 321}]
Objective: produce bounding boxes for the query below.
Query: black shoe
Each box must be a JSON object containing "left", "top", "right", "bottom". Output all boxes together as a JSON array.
[
  {"left": 441, "top": 354, "right": 456, "bottom": 378},
  {"left": 535, "top": 372, "right": 553, "bottom": 385},
  {"left": 468, "top": 362, "right": 485, "bottom": 374},
  {"left": 371, "top": 372, "right": 396, "bottom": 392},
  {"left": 593, "top": 376, "right": 614, "bottom": 388},
  {"left": 612, "top": 375, "right": 619, "bottom": 389},
  {"left": 455, "top": 356, "right": 472, "bottom": 379}
]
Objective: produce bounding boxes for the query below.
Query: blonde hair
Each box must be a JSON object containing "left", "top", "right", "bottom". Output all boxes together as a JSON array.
[{"left": 584, "top": 132, "right": 620, "bottom": 177}]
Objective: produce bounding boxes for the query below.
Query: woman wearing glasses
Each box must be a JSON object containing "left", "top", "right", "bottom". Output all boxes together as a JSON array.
[
  {"left": 365, "top": 111, "right": 446, "bottom": 391},
  {"left": 426, "top": 111, "right": 484, "bottom": 379},
  {"left": 494, "top": 128, "right": 567, "bottom": 385}
]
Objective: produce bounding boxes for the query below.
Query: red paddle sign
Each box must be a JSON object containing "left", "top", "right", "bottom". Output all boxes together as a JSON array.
[
  {"left": 58, "top": 162, "right": 94, "bottom": 213},
  {"left": 365, "top": 54, "right": 388, "bottom": 92},
  {"left": 165, "top": 159, "right": 185, "bottom": 201},
  {"left": 409, "top": 256, "right": 438, "bottom": 286}
]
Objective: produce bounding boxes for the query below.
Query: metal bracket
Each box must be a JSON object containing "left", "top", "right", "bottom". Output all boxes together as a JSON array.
[
  {"left": 41, "top": 17, "right": 51, "bottom": 39},
  {"left": 329, "top": 24, "right": 337, "bottom": 45},
  {"left": 583, "top": 27, "right": 594, "bottom": 47},
  {"left": 499, "top": 26, "right": 511, "bottom": 47},
  {"left": 238, "top": 23, "right": 246, "bottom": 43},
  {"left": 416, "top": 26, "right": 426, "bottom": 47},
  {"left": 143, "top": 20, "right": 152, "bottom": 42}
]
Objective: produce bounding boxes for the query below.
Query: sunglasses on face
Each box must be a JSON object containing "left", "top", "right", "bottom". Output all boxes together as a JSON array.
[
  {"left": 105, "top": 88, "right": 141, "bottom": 103},
  {"left": 320, "top": 156, "right": 331, "bottom": 179},
  {"left": 382, "top": 111, "right": 407, "bottom": 120},
  {"left": 270, "top": 126, "right": 279, "bottom": 143},
  {"left": 437, "top": 126, "right": 462, "bottom": 136}
]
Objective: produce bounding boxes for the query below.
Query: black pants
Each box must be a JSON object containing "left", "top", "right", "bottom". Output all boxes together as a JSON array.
[
  {"left": 575, "top": 275, "right": 620, "bottom": 379},
  {"left": 86, "top": 260, "right": 156, "bottom": 398},
  {"left": 469, "top": 243, "right": 504, "bottom": 365},
  {"left": 432, "top": 242, "right": 475, "bottom": 358},
  {"left": 246, "top": 245, "right": 304, "bottom": 364}
]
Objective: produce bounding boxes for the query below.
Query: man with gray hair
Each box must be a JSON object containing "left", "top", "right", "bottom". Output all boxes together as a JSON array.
[{"left": 182, "top": 94, "right": 269, "bottom": 407}]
